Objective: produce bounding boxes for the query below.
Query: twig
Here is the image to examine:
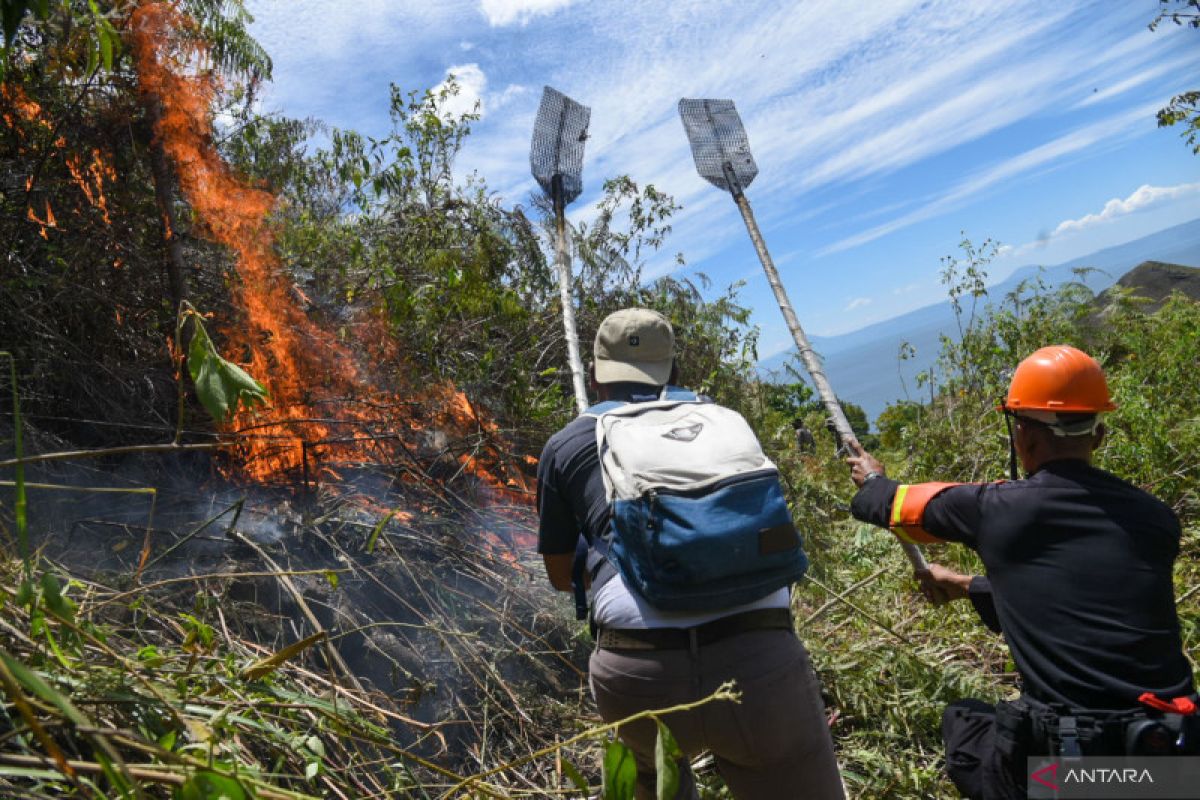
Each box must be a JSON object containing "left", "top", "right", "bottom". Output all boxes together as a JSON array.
[
  {"left": 0, "top": 753, "right": 314, "bottom": 799},
  {"left": 441, "top": 681, "right": 743, "bottom": 799},
  {"left": 88, "top": 569, "right": 353, "bottom": 610},
  {"left": 800, "top": 568, "right": 887, "bottom": 628},
  {"left": 0, "top": 441, "right": 225, "bottom": 469},
  {"left": 229, "top": 531, "right": 369, "bottom": 698},
  {"left": 1179, "top": 583, "right": 1200, "bottom": 604},
  {"left": 140, "top": 497, "right": 244, "bottom": 572},
  {"left": 805, "top": 575, "right": 914, "bottom": 645}
]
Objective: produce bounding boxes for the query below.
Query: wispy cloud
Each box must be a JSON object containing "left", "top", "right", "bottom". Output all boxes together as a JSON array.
[
  {"left": 845, "top": 297, "right": 873, "bottom": 311},
  {"left": 479, "top": 0, "right": 572, "bottom": 26},
  {"left": 246, "top": 0, "right": 1191, "bottom": 321},
  {"left": 1075, "top": 62, "right": 1175, "bottom": 108},
  {"left": 818, "top": 102, "right": 1159, "bottom": 255}
]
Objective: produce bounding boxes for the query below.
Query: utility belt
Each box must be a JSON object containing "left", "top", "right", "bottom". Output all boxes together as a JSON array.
[
  {"left": 594, "top": 608, "right": 794, "bottom": 652},
  {"left": 995, "top": 693, "right": 1200, "bottom": 759}
]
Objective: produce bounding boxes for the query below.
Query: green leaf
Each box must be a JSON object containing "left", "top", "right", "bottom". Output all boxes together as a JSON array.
[
  {"left": 14, "top": 578, "right": 32, "bottom": 608},
  {"left": 365, "top": 508, "right": 399, "bottom": 554},
  {"left": 98, "top": 25, "right": 112, "bottom": 71},
  {"left": 0, "top": 647, "right": 89, "bottom": 726},
  {"left": 654, "top": 720, "right": 682, "bottom": 800},
  {"left": 187, "top": 317, "right": 269, "bottom": 422},
  {"left": 137, "top": 645, "right": 166, "bottom": 668},
  {"left": 174, "top": 770, "right": 248, "bottom": 800},
  {"left": 602, "top": 739, "right": 637, "bottom": 800},
  {"left": 560, "top": 757, "right": 589, "bottom": 796},
  {"left": 84, "top": 35, "right": 98, "bottom": 77},
  {"left": 40, "top": 571, "right": 76, "bottom": 622},
  {"left": 324, "top": 570, "right": 339, "bottom": 589}
]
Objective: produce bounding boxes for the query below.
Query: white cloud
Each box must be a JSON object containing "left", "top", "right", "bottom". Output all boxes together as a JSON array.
[
  {"left": 845, "top": 297, "right": 873, "bottom": 311},
  {"left": 479, "top": 0, "right": 572, "bottom": 26},
  {"left": 489, "top": 84, "right": 529, "bottom": 114},
  {"left": 1052, "top": 183, "right": 1200, "bottom": 237},
  {"left": 436, "top": 63, "right": 488, "bottom": 119}
]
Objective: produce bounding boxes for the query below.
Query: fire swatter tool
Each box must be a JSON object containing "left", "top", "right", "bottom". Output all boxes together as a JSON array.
[
  {"left": 677, "top": 98, "right": 928, "bottom": 573},
  {"left": 531, "top": 86, "right": 591, "bottom": 414}
]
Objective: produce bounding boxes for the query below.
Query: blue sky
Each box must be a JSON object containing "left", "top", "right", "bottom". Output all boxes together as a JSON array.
[{"left": 245, "top": 0, "right": 1200, "bottom": 355}]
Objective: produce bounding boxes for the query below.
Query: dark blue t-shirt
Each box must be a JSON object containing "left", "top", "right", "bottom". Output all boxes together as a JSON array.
[
  {"left": 853, "top": 459, "right": 1195, "bottom": 709},
  {"left": 536, "top": 385, "right": 672, "bottom": 555}
]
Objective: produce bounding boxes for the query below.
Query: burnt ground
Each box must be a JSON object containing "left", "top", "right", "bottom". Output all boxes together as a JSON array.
[{"left": 0, "top": 425, "right": 593, "bottom": 778}]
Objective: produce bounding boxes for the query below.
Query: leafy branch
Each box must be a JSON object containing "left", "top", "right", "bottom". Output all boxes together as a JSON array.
[
  {"left": 442, "top": 681, "right": 742, "bottom": 800},
  {"left": 174, "top": 302, "right": 269, "bottom": 441}
]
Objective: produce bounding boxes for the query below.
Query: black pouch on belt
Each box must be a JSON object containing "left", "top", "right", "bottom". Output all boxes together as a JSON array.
[{"left": 994, "top": 699, "right": 1033, "bottom": 760}]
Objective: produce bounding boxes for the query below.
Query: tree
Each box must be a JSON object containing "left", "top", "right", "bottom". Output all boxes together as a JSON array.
[
  {"left": 0, "top": 0, "right": 275, "bottom": 441},
  {"left": 1150, "top": 0, "right": 1200, "bottom": 154}
]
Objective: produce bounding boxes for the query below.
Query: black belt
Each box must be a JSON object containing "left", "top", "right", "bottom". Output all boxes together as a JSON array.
[{"left": 595, "top": 608, "right": 793, "bottom": 651}]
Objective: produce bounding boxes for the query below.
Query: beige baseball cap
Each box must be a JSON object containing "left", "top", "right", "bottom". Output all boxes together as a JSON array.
[{"left": 593, "top": 308, "right": 675, "bottom": 385}]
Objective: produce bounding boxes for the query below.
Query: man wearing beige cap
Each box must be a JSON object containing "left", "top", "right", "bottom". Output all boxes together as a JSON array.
[{"left": 537, "top": 308, "right": 843, "bottom": 799}]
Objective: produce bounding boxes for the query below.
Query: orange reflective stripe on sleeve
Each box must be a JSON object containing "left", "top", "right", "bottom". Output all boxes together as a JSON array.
[{"left": 889, "top": 482, "right": 963, "bottom": 544}]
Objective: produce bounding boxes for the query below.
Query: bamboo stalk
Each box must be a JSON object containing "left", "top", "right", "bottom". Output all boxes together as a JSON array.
[
  {"left": 0, "top": 441, "right": 224, "bottom": 469},
  {"left": 0, "top": 753, "right": 314, "bottom": 799},
  {"left": 723, "top": 172, "right": 928, "bottom": 573},
  {"left": 552, "top": 178, "right": 589, "bottom": 414}
]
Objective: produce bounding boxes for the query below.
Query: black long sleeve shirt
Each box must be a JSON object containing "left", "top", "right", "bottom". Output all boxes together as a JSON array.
[{"left": 852, "top": 459, "right": 1195, "bottom": 710}]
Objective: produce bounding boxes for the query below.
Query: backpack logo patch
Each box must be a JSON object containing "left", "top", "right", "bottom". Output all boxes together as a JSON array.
[{"left": 662, "top": 423, "right": 703, "bottom": 442}]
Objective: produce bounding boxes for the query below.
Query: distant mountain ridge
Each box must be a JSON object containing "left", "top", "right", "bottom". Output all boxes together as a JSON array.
[{"left": 758, "top": 218, "right": 1200, "bottom": 423}]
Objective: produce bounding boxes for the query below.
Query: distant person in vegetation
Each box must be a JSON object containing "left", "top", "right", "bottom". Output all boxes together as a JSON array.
[
  {"left": 537, "top": 308, "right": 844, "bottom": 800},
  {"left": 792, "top": 418, "right": 816, "bottom": 454},
  {"left": 845, "top": 345, "right": 1198, "bottom": 800}
]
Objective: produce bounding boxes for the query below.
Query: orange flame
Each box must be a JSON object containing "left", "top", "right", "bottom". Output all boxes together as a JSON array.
[
  {"left": 4, "top": 84, "right": 116, "bottom": 228},
  {"left": 127, "top": 1, "right": 535, "bottom": 521},
  {"left": 27, "top": 200, "right": 56, "bottom": 238},
  {"left": 1, "top": 83, "right": 54, "bottom": 134},
  {"left": 65, "top": 149, "right": 115, "bottom": 224}
]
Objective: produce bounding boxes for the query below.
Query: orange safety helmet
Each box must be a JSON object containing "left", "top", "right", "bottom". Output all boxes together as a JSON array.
[{"left": 1000, "top": 345, "right": 1116, "bottom": 414}]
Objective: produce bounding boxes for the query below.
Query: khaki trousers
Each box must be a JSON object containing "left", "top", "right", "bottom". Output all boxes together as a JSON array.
[{"left": 589, "top": 628, "right": 844, "bottom": 800}]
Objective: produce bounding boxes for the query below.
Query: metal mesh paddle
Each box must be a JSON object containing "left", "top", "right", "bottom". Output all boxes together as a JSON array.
[
  {"left": 678, "top": 99, "right": 758, "bottom": 193},
  {"left": 531, "top": 87, "right": 591, "bottom": 412},
  {"left": 677, "top": 97, "right": 928, "bottom": 573}
]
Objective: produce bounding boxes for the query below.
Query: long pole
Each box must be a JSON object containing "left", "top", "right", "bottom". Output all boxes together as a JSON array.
[
  {"left": 552, "top": 176, "right": 589, "bottom": 414},
  {"left": 721, "top": 165, "right": 928, "bottom": 572}
]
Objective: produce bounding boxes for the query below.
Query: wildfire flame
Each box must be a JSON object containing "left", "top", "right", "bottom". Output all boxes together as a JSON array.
[
  {"left": 3, "top": 84, "right": 117, "bottom": 234},
  {"left": 127, "top": 2, "right": 534, "bottom": 517}
]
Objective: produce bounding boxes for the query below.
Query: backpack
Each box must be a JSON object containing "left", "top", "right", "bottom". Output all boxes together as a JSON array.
[{"left": 583, "top": 391, "right": 809, "bottom": 612}]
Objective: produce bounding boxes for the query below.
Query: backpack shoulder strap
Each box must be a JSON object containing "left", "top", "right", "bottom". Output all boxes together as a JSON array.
[
  {"left": 581, "top": 400, "right": 625, "bottom": 418},
  {"left": 661, "top": 385, "right": 700, "bottom": 402}
]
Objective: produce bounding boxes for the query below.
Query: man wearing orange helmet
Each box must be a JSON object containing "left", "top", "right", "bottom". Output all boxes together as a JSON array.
[{"left": 846, "top": 345, "right": 1197, "bottom": 799}]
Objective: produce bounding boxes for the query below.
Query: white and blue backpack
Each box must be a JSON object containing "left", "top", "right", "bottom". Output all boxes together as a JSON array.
[{"left": 580, "top": 389, "right": 809, "bottom": 613}]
